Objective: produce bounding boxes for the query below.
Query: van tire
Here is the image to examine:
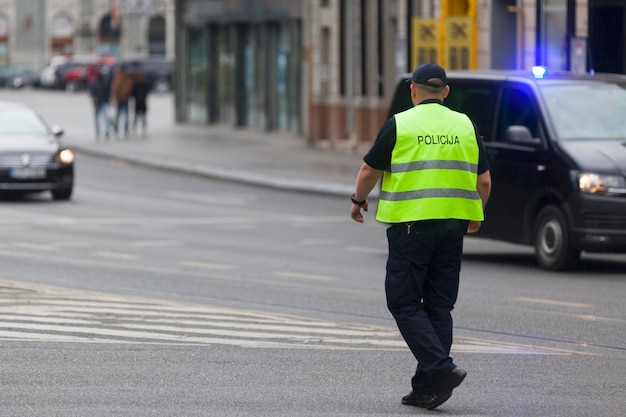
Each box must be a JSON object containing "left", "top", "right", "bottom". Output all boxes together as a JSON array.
[{"left": 534, "top": 206, "right": 580, "bottom": 270}]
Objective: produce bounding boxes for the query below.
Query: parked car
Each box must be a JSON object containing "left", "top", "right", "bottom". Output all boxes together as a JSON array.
[
  {"left": 0, "top": 65, "right": 40, "bottom": 88},
  {"left": 39, "top": 55, "right": 70, "bottom": 88},
  {"left": 114, "top": 57, "right": 173, "bottom": 92},
  {"left": 62, "top": 56, "right": 117, "bottom": 92},
  {"left": 6, "top": 66, "right": 41, "bottom": 89},
  {"left": 62, "top": 65, "right": 87, "bottom": 92},
  {"left": 54, "top": 61, "right": 88, "bottom": 90},
  {"left": 0, "top": 101, "right": 74, "bottom": 200},
  {"left": 388, "top": 68, "right": 626, "bottom": 270},
  {"left": 39, "top": 54, "right": 98, "bottom": 89}
]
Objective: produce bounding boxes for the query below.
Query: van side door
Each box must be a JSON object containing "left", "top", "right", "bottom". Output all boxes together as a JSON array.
[
  {"left": 445, "top": 80, "right": 505, "bottom": 235},
  {"left": 484, "top": 83, "right": 549, "bottom": 244}
]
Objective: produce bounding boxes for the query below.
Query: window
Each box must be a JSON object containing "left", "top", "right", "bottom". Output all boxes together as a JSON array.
[
  {"left": 540, "top": 0, "right": 568, "bottom": 70},
  {"left": 497, "top": 88, "right": 539, "bottom": 141},
  {"left": 186, "top": 27, "right": 208, "bottom": 123},
  {"left": 445, "top": 83, "right": 496, "bottom": 142}
]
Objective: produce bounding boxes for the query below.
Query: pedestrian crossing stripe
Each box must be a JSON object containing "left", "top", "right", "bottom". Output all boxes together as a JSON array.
[{"left": 0, "top": 279, "right": 586, "bottom": 355}]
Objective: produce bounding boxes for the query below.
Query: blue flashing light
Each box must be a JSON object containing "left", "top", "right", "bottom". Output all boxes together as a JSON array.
[{"left": 532, "top": 66, "right": 548, "bottom": 79}]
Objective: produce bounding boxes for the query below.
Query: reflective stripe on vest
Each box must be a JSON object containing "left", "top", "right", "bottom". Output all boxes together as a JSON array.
[{"left": 375, "top": 103, "right": 484, "bottom": 223}]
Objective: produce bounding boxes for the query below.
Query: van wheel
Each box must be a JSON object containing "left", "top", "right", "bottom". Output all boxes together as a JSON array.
[{"left": 534, "top": 205, "right": 580, "bottom": 270}]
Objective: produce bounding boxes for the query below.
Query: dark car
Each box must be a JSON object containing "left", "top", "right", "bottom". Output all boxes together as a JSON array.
[
  {"left": 4, "top": 66, "right": 41, "bottom": 89},
  {"left": 0, "top": 65, "right": 40, "bottom": 88},
  {"left": 388, "top": 68, "right": 626, "bottom": 270},
  {"left": 0, "top": 101, "right": 74, "bottom": 200},
  {"left": 115, "top": 57, "right": 173, "bottom": 92}
]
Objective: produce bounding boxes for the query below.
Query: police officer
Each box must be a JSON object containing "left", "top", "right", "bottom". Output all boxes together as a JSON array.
[{"left": 350, "top": 63, "right": 491, "bottom": 410}]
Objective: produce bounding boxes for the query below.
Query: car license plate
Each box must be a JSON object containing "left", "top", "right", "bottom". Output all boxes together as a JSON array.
[{"left": 9, "top": 167, "right": 46, "bottom": 179}]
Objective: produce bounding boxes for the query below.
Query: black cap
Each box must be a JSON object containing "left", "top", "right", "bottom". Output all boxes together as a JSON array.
[{"left": 411, "top": 63, "right": 448, "bottom": 88}]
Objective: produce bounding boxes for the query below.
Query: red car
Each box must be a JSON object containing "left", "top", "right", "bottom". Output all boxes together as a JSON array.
[
  {"left": 61, "top": 56, "right": 116, "bottom": 92},
  {"left": 61, "top": 65, "right": 88, "bottom": 91}
]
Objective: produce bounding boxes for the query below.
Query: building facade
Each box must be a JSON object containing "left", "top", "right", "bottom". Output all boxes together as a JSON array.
[
  {"left": 0, "top": 0, "right": 175, "bottom": 67},
  {"left": 174, "top": 0, "right": 625, "bottom": 147},
  {"left": 173, "top": 0, "right": 305, "bottom": 133}
]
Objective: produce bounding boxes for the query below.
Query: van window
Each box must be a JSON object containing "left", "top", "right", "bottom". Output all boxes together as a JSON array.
[
  {"left": 388, "top": 78, "right": 412, "bottom": 117},
  {"left": 541, "top": 83, "right": 626, "bottom": 140},
  {"left": 497, "top": 88, "right": 539, "bottom": 142},
  {"left": 446, "top": 85, "right": 496, "bottom": 142}
]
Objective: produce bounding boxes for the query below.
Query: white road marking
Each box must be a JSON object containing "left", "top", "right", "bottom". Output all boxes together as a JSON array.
[
  {"left": 299, "top": 239, "right": 343, "bottom": 245},
  {"left": 514, "top": 297, "right": 593, "bottom": 309},
  {"left": 0, "top": 279, "right": 587, "bottom": 354},
  {"left": 0, "top": 216, "right": 259, "bottom": 227},
  {"left": 179, "top": 260, "right": 238, "bottom": 270},
  {"left": 93, "top": 251, "right": 141, "bottom": 260},
  {"left": 15, "top": 242, "right": 58, "bottom": 251},
  {"left": 50, "top": 240, "right": 95, "bottom": 248},
  {"left": 133, "top": 240, "right": 183, "bottom": 247},
  {"left": 165, "top": 191, "right": 255, "bottom": 206},
  {"left": 273, "top": 271, "right": 338, "bottom": 281},
  {"left": 345, "top": 246, "right": 386, "bottom": 254}
]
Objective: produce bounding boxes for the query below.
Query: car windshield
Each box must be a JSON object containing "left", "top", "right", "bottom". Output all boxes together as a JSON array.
[
  {"left": 541, "top": 82, "right": 626, "bottom": 140},
  {"left": 0, "top": 108, "right": 50, "bottom": 135},
  {"left": 0, "top": 66, "right": 26, "bottom": 76}
]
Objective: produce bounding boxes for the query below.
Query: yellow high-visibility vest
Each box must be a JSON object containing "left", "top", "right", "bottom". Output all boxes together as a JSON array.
[{"left": 376, "top": 103, "right": 484, "bottom": 223}]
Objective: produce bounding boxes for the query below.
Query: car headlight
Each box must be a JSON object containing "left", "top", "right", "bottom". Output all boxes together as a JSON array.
[
  {"left": 56, "top": 149, "right": 75, "bottom": 164},
  {"left": 575, "top": 171, "right": 626, "bottom": 195}
]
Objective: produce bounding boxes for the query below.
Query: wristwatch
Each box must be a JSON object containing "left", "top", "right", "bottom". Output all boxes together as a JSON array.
[{"left": 351, "top": 193, "right": 367, "bottom": 206}]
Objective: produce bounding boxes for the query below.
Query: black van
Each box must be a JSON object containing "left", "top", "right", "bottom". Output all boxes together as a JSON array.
[{"left": 388, "top": 69, "right": 626, "bottom": 270}]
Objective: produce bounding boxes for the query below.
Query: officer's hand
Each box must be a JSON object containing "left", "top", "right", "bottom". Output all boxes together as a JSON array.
[
  {"left": 351, "top": 202, "right": 368, "bottom": 223},
  {"left": 467, "top": 221, "right": 481, "bottom": 234}
]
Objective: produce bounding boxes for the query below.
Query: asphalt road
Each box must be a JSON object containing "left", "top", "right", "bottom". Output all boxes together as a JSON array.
[{"left": 0, "top": 89, "right": 624, "bottom": 416}]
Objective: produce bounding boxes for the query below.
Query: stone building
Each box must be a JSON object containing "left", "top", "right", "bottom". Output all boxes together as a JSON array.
[
  {"left": 173, "top": 0, "right": 624, "bottom": 147},
  {"left": 0, "top": 0, "right": 175, "bottom": 66}
]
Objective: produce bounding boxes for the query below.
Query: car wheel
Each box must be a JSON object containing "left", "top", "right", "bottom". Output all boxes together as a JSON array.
[
  {"left": 51, "top": 188, "right": 72, "bottom": 201},
  {"left": 534, "top": 205, "right": 580, "bottom": 271}
]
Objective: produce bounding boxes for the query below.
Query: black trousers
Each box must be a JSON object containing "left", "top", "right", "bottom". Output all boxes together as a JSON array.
[{"left": 384, "top": 219, "right": 467, "bottom": 391}]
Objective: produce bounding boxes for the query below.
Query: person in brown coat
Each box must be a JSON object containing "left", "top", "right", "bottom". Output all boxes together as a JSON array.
[{"left": 111, "top": 65, "right": 135, "bottom": 138}]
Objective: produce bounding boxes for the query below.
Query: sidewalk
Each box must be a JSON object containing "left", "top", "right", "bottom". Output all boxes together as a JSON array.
[
  {"left": 68, "top": 123, "right": 372, "bottom": 197},
  {"left": 4, "top": 89, "right": 375, "bottom": 198}
]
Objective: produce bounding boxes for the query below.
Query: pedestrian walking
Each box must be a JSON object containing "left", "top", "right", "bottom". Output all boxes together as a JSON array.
[
  {"left": 131, "top": 71, "right": 149, "bottom": 137},
  {"left": 87, "top": 69, "right": 113, "bottom": 140},
  {"left": 111, "top": 64, "right": 135, "bottom": 138},
  {"left": 350, "top": 63, "right": 491, "bottom": 410}
]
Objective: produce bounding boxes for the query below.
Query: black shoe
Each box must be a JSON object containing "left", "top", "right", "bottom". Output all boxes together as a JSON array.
[
  {"left": 401, "top": 391, "right": 435, "bottom": 408},
  {"left": 427, "top": 367, "right": 467, "bottom": 410}
]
